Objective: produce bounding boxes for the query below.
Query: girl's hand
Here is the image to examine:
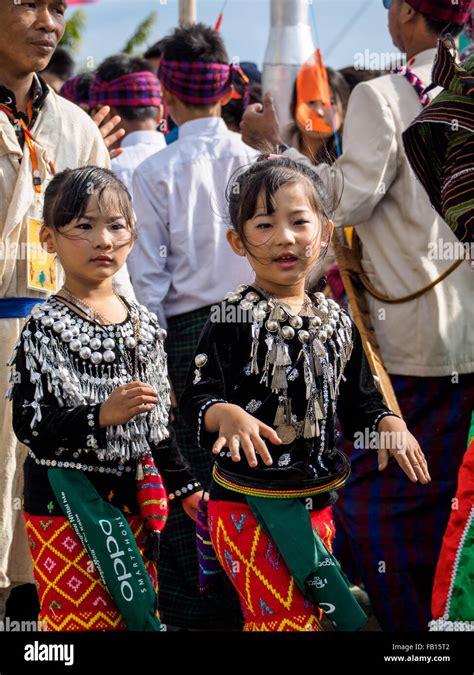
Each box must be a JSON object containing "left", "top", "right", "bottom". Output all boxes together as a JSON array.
[
  {"left": 181, "top": 491, "right": 205, "bottom": 522},
  {"left": 377, "top": 416, "right": 431, "bottom": 484},
  {"left": 205, "top": 403, "right": 281, "bottom": 468},
  {"left": 99, "top": 381, "right": 158, "bottom": 427}
]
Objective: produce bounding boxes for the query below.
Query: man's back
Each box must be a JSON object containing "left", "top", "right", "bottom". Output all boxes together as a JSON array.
[
  {"left": 330, "top": 48, "right": 474, "bottom": 376},
  {"left": 130, "top": 116, "right": 257, "bottom": 327},
  {"left": 111, "top": 130, "right": 166, "bottom": 193}
]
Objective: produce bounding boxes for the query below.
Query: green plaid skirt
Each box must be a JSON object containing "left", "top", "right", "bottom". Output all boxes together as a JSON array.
[{"left": 159, "top": 306, "right": 243, "bottom": 629}]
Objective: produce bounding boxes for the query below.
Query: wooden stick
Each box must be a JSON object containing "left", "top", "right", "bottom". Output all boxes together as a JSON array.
[{"left": 332, "top": 230, "right": 403, "bottom": 418}]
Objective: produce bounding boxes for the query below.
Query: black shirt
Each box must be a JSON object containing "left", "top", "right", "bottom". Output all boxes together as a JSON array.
[
  {"left": 9, "top": 296, "right": 201, "bottom": 516},
  {"left": 180, "top": 284, "right": 395, "bottom": 505}
]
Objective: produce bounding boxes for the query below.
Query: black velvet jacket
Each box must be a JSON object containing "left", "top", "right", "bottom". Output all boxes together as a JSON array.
[
  {"left": 180, "top": 284, "right": 395, "bottom": 505},
  {"left": 8, "top": 297, "right": 200, "bottom": 517}
]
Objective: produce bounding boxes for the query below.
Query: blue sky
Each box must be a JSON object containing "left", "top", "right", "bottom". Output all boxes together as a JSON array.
[{"left": 72, "top": 0, "right": 399, "bottom": 72}]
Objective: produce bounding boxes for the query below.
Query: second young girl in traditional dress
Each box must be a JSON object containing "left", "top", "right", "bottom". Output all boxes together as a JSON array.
[
  {"left": 180, "top": 156, "right": 431, "bottom": 632},
  {"left": 7, "top": 166, "right": 201, "bottom": 632}
]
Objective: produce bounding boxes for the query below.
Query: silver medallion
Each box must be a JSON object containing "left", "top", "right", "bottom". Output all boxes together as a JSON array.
[
  {"left": 281, "top": 325, "right": 295, "bottom": 340},
  {"left": 195, "top": 353, "right": 208, "bottom": 368},
  {"left": 245, "top": 291, "right": 259, "bottom": 303},
  {"left": 289, "top": 315, "right": 303, "bottom": 329},
  {"left": 70, "top": 339, "right": 82, "bottom": 352},
  {"left": 265, "top": 319, "right": 279, "bottom": 333},
  {"left": 79, "top": 347, "right": 92, "bottom": 360},
  {"left": 103, "top": 350, "right": 115, "bottom": 363},
  {"left": 276, "top": 424, "right": 297, "bottom": 444},
  {"left": 298, "top": 330, "right": 310, "bottom": 343}
]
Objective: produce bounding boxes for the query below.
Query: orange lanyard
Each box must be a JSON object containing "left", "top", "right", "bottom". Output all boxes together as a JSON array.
[{"left": 0, "top": 99, "right": 42, "bottom": 193}]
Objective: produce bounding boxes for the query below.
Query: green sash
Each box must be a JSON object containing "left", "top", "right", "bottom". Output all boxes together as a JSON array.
[
  {"left": 246, "top": 496, "right": 367, "bottom": 631},
  {"left": 48, "top": 468, "right": 164, "bottom": 632}
]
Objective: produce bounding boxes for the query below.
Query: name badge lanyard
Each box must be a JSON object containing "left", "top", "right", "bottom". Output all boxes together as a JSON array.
[{"left": 0, "top": 99, "right": 54, "bottom": 193}]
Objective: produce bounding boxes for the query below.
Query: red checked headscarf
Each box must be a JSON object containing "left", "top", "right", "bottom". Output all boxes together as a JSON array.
[
  {"left": 405, "top": 0, "right": 471, "bottom": 25},
  {"left": 158, "top": 57, "right": 249, "bottom": 107},
  {"left": 89, "top": 71, "right": 162, "bottom": 109},
  {"left": 60, "top": 74, "right": 92, "bottom": 107}
]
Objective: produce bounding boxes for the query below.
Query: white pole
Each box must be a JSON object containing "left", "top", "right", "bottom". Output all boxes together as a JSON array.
[
  {"left": 262, "top": 0, "right": 315, "bottom": 129},
  {"left": 179, "top": 0, "right": 197, "bottom": 27}
]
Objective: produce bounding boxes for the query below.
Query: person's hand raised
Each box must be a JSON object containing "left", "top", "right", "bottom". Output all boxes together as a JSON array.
[
  {"left": 240, "top": 92, "right": 283, "bottom": 150},
  {"left": 92, "top": 105, "right": 126, "bottom": 160}
]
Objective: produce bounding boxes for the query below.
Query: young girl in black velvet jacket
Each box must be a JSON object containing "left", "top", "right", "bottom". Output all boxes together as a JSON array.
[
  {"left": 8, "top": 167, "right": 201, "bottom": 632},
  {"left": 180, "top": 155, "right": 430, "bottom": 632}
]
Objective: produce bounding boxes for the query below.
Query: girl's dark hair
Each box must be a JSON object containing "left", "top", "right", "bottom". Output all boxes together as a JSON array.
[
  {"left": 226, "top": 155, "right": 340, "bottom": 268},
  {"left": 43, "top": 166, "right": 136, "bottom": 239}
]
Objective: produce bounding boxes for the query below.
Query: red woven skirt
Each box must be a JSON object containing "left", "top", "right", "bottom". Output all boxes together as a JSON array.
[
  {"left": 24, "top": 513, "right": 158, "bottom": 631},
  {"left": 207, "top": 500, "right": 335, "bottom": 631}
]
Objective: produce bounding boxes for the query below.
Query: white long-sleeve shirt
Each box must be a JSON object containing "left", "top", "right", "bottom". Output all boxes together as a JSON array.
[
  {"left": 111, "top": 129, "right": 166, "bottom": 193},
  {"left": 128, "top": 117, "right": 257, "bottom": 328},
  {"left": 286, "top": 48, "right": 473, "bottom": 377}
]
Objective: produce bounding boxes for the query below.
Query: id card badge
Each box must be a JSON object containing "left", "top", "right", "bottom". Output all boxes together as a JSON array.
[{"left": 26, "top": 217, "right": 58, "bottom": 293}]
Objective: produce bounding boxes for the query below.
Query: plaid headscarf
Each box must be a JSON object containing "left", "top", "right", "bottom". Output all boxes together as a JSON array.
[
  {"left": 405, "top": 0, "right": 471, "bottom": 25},
  {"left": 89, "top": 71, "right": 162, "bottom": 109},
  {"left": 59, "top": 74, "right": 93, "bottom": 107},
  {"left": 158, "top": 57, "right": 249, "bottom": 107}
]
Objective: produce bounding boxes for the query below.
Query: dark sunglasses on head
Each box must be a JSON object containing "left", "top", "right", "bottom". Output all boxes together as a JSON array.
[{"left": 383, "top": 0, "right": 393, "bottom": 8}]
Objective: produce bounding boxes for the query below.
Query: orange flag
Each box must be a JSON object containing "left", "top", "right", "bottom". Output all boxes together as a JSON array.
[{"left": 296, "top": 48, "right": 332, "bottom": 135}]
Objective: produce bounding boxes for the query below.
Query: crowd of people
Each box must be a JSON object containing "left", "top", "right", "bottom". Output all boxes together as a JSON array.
[{"left": 0, "top": 0, "right": 472, "bottom": 634}]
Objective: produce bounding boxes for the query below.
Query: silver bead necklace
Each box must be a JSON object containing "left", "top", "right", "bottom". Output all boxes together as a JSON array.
[
  {"left": 60, "top": 287, "right": 140, "bottom": 378},
  {"left": 61, "top": 286, "right": 125, "bottom": 326}
]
